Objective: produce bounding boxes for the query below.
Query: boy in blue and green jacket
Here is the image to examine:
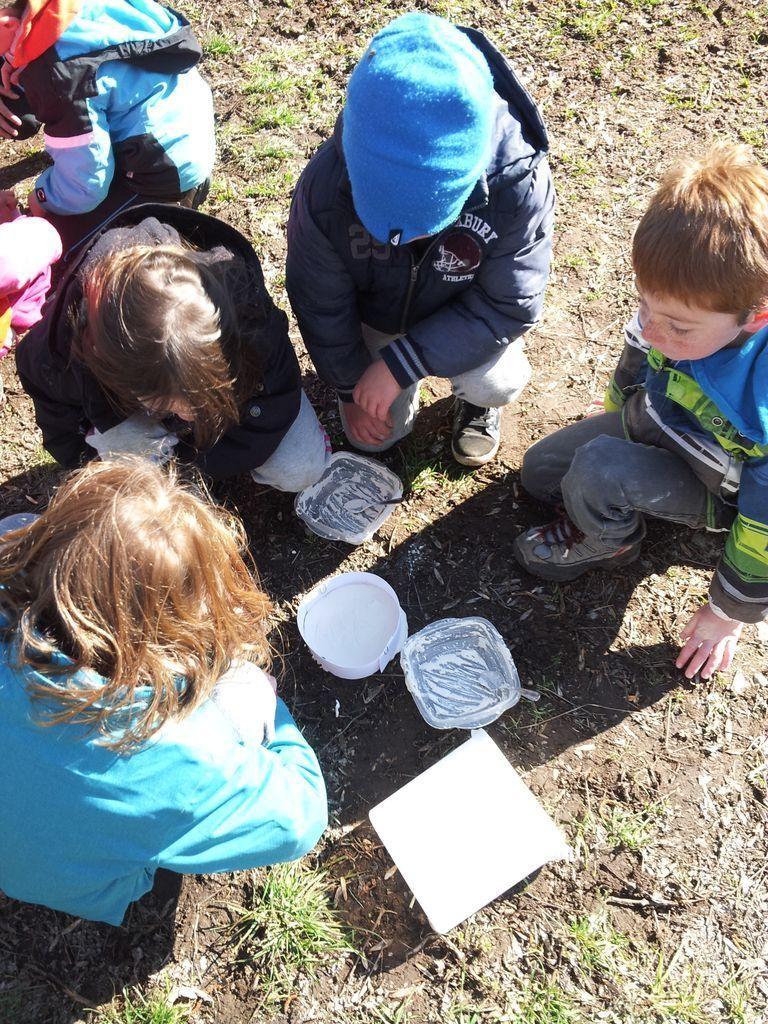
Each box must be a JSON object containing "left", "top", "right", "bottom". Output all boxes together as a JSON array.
[{"left": 515, "top": 144, "right": 768, "bottom": 681}]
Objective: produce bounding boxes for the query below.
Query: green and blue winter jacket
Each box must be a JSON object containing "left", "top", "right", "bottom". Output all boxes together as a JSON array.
[
  {"left": 17, "top": 0, "right": 215, "bottom": 215},
  {"left": 606, "top": 313, "right": 768, "bottom": 623}
]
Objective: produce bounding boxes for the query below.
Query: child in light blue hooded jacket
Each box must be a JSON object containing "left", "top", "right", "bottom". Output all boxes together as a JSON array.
[
  {"left": 0, "top": 0, "right": 215, "bottom": 253},
  {"left": 0, "top": 458, "right": 327, "bottom": 926}
]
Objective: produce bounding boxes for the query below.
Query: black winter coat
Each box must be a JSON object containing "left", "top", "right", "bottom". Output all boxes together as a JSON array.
[{"left": 16, "top": 204, "right": 302, "bottom": 480}]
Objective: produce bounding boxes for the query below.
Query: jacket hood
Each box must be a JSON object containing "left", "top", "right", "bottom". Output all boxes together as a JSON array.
[
  {"left": 40, "top": 203, "right": 261, "bottom": 360},
  {"left": 12, "top": 0, "right": 183, "bottom": 66},
  {"left": 691, "top": 323, "right": 768, "bottom": 445},
  {"left": 333, "top": 25, "right": 548, "bottom": 208},
  {"left": 9, "top": 0, "right": 81, "bottom": 67}
]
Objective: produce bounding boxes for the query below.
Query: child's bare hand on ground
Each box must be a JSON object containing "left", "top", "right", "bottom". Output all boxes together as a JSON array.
[
  {"left": 353, "top": 360, "right": 401, "bottom": 423},
  {"left": 344, "top": 402, "right": 393, "bottom": 446},
  {"left": 676, "top": 603, "right": 743, "bottom": 680}
]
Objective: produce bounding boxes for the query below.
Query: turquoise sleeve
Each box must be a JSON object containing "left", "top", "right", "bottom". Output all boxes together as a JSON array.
[
  {"left": 35, "top": 81, "right": 115, "bottom": 215},
  {"left": 156, "top": 699, "right": 328, "bottom": 873}
]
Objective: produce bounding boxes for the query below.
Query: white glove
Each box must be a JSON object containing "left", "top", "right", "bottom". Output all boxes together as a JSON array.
[
  {"left": 211, "top": 660, "right": 278, "bottom": 746},
  {"left": 85, "top": 413, "right": 180, "bottom": 464}
]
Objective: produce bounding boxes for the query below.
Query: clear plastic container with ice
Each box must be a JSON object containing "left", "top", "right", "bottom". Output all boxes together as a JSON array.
[{"left": 401, "top": 616, "right": 539, "bottom": 730}]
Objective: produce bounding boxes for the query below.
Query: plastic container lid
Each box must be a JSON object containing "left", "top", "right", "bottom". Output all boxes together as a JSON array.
[
  {"left": 297, "top": 571, "right": 408, "bottom": 680},
  {"left": 400, "top": 616, "right": 538, "bottom": 730},
  {"left": 294, "top": 452, "right": 403, "bottom": 545},
  {"left": 369, "top": 728, "right": 572, "bottom": 933},
  {"left": 0, "top": 513, "right": 39, "bottom": 536}
]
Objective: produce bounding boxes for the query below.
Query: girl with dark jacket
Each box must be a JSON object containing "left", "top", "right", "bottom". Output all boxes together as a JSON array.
[{"left": 16, "top": 204, "right": 329, "bottom": 489}]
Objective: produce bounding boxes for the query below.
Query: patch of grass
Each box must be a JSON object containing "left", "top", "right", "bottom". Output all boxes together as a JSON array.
[
  {"left": 662, "top": 89, "right": 697, "bottom": 110},
  {"left": 746, "top": 745, "right": 768, "bottom": 797},
  {"left": 171, "top": 0, "right": 202, "bottom": 19},
  {"left": 556, "top": 0, "right": 619, "bottom": 42},
  {"left": 427, "top": 0, "right": 480, "bottom": 20},
  {"left": 398, "top": 437, "right": 474, "bottom": 500},
  {"left": 370, "top": 999, "right": 412, "bottom": 1024},
  {"left": 251, "top": 141, "right": 294, "bottom": 161},
  {"left": 567, "top": 906, "right": 630, "bottom": 976},
  {"left": 662, "top": 84, "right": 713, "bottom": 112},
  {"left": 208, "top": 178, "right": 237, "bottom": 203},
  {"left": 648, "top": 953, "right": 706, "bottom": 1023},
  {"left": 600, "top": 800, "right": 666, "bottom": 851},
  {"left": 250, "top": 104, "right": 300, "bottom": 131},
  {"left": 245, "top": 63, "right": 297, "bottom": 96},
  {"left": 99, "top": 987, "right": 189, "bottom": 1024},
  {"left": 30, "top": 445, "right": 56, "bottom": 467},
  {"left": 721, "top": 976, "right": 752, "bottom": 1024},
  {"left": 512, "top": 977, "right": 580, "bottom": 1023},
  {"left": 446, "top": 1010, "right": 499, "bottom": 1024},
  {"left": 245, "top": 167, "right": 298, "bottom": 200},
  {"left": 409, "top": 462, "right": 467, "bottom": 496},
  {"left": 556, "top": 152, "right": 594, "bottom": 178},
  {"left": 561, "top": 252, "right": 588, "bottom": 270},
  {"left": 227, "top": 862, "right": 354, "bottom": 1006},
  {"left": 739, "top": 126, "right": 767, "bottom": 155},
  {"left": 203, "top": 32, "right": 236, "bottom": 57}
]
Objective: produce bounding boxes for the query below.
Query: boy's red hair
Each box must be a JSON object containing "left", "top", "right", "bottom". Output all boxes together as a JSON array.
[{"left": 632, "top": 143, "right": 768, "bottom": 317}]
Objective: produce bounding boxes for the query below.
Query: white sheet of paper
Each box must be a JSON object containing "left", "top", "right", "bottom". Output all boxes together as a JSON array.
[{"left": 369, "top": 729, "right": 571, "bottom": 933}]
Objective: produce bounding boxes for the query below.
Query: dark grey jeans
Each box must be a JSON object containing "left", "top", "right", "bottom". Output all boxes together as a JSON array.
[{"left": 520, "top": 413, "right": 734, "bottom": 546}]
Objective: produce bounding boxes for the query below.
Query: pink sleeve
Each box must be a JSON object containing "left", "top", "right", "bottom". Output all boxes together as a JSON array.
[{"left": 0, "top": 216, "right": 62, "bottom": 295}]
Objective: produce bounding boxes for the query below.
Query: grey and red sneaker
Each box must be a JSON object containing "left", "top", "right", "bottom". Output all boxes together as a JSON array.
[
  {"left": 451, "top": 399, "right": 501, "bottom": 467},
  {"left": 513, "top": 508, "right": 641, "bottom": 581}
]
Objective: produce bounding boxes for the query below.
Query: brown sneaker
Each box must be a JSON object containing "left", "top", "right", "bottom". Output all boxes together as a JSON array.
[{"left": 513, "top": 509, "right": 641, "bottom": 581}]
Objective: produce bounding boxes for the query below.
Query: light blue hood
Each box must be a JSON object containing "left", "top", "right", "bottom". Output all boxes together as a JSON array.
[{"left": 55, "top": 0, "right": 181, "bottom": 60}]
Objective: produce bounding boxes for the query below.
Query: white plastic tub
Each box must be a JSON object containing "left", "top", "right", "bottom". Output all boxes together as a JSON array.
[{"left": 297, "top": 572, "right": 408, "bottom": 680}]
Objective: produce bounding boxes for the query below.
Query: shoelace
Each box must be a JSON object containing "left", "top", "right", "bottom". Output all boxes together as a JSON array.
[
  {"left": 459, "top": 403, "right": 498, "bottom": 434},
  {"left": 532, "top": 507, "right": 585, "bottom": 553}
]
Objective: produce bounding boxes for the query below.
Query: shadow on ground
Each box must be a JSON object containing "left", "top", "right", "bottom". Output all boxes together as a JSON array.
[{"left": 0, "top": 872, "right": 181, "bottom": 1024}]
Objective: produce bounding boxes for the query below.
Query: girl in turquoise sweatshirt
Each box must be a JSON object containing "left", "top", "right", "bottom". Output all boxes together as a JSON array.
[{"left": 0, "top": 458, "right": 327, "bottom": 925}]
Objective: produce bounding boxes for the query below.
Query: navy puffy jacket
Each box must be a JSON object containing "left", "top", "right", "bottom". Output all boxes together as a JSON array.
[{"left": 286, "top": 27, "right": 555, "bottom": 401}]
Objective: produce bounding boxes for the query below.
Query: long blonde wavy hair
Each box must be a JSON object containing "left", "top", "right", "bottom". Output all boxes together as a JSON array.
[{"left": 0, "top": 458, "right": 272, "bottom": 752}]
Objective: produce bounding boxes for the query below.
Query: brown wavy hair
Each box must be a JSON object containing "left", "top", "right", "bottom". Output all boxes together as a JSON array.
[
  {"left": 0, "top": 458, "right": 273, "bottom": 752},
  {"left": 73, "top": 244, "right": 265, "bottom": 450},
  {"left": 633, "top": 143, "right": 768, "bottom": 317}
]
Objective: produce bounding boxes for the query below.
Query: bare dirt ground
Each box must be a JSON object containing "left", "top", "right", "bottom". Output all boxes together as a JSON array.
[{"left": 1, "top": 1, "right": 767, "bottom": 1022}]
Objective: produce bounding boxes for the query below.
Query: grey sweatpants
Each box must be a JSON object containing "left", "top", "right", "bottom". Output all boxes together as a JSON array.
[
  {"left": 340, "top": 325, "right": 532, "bottom": 453},
  {"left": 520, "top": 412, "right": 734, "bottom": 546},
  {"left": 251, "top": 392, "right": 330, "bottom": 492}
]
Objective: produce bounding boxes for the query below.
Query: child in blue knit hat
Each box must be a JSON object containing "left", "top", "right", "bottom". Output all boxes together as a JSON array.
[{"left": 286, "top": 11, "right": 554, "bottom": 466}]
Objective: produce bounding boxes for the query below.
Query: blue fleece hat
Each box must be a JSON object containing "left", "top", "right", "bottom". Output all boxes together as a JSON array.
[{"left": 342, "top": 12, "right": 495, "bottom": 245}]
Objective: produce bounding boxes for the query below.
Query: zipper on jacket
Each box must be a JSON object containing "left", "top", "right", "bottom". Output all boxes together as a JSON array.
[{"left": 399, "top": 237, "right": 440, "bottom": 335}]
